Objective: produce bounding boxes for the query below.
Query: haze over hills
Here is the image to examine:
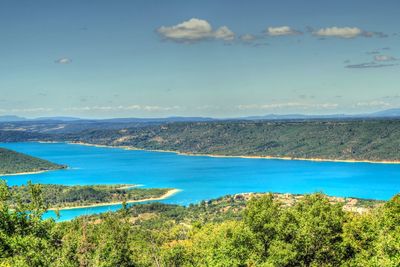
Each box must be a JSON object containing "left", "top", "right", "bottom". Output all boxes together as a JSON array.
[
  {"left": 369, "top": 108, "right": 400, "bottom": 117},
  {"left": 1, "top": 108, "right": 400, "bottom": 123},
  {"left": 0, "top": 115, "right": 27, "bottom": 122}
]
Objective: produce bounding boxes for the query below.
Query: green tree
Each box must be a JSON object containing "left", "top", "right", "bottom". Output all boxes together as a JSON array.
[
  {"left": 344, "top": 194, "right": 400, "bottom": 266},
  {"left": 164, "top": 221, "right": 261, "bottom": 267},
  {"left": 243, "top": 193, "right": 282, "bottom": 259},
  {"left": 244, "top": 193, "right": 348, "bottom": 266},
  {"left": 0, "top": 180, "right": 58, "bottom": 266}
]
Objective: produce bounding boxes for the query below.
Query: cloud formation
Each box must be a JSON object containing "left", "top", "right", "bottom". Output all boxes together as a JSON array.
[
  {"left": 237, "top": 102, "right": 338, "bottom": 110},
  {"left": 214, "top": 26, "right": 235, "bottom": 41},
  {"left": 355, "top": 101, "right": 391, "bottom": 108},
  {"left": 374, "top": 55, "right": 397, "bottom": 62},
  {"left": 345, "top": 62, "right": 398, "bottom": 69},
  {"left": 240, "top": 34, "right": 257, "bottom": 42},
  {"left": 6, "top": 108, "right": 54, "bottom": 113},
  {"left": 63, "top": 105, "right": 182, "bottom": 112},
  {"left": 157, "top": 18, "right": 235, "bottom": 42},
  {"left": 314, "top": 27, "right": 362, "bottom": 38},
  {"left": 55, "top": 58, "right": 71, "bottom": 64},
  {"left": 362, "top": 31, "right": 389, "bottom": 38},
  {"left": 157, "top": 20, "right": 389, "bottom": 45},
  {"left": 266, "top": 26, "right": 301, "bottom": 36}
]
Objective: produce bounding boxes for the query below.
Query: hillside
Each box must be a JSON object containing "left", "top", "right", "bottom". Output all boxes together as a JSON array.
[
  {"left": 1, "top": 119, "right": 400, "bottom": 162},
  {"left": 63, "top": 120, "right": 400, "bottom": 162},
  {"left": 0, "top": 147, "right": 66, "bottom": 175}
]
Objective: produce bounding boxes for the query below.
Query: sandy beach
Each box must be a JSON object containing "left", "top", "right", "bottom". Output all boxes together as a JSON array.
[
  {"left": 1, "top": 169, "right": 52, "bottom": 177},
  {"left": 68, "top": 141, "right": 400, "bottom": 165},
  {"left": 49, "top": 188, "right": 181, "bottom": 211}
]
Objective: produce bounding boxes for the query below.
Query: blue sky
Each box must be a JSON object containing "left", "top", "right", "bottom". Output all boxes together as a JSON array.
[{"left": 1, "top": 0, "right": 399, "bottom": 118}]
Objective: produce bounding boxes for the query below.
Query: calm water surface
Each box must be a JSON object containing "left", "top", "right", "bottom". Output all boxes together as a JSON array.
[{"left": 1, "top": 142, "right": 399, "bottom": 221}]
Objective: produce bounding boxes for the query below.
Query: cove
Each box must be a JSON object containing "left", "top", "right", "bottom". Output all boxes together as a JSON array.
[{"left": 1, "top": 142, "right": 399, "bottom": 221}]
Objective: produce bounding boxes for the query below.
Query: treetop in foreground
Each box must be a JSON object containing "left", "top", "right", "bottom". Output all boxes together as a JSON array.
[{"left": 0, "top": 181, "right": 399, "bottom": 266}]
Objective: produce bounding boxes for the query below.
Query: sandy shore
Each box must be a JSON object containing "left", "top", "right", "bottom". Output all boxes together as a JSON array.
[
  {"left": 117, "top": 184, "right": 138, "bottom": 190},
  {"left": 49, "top": 188, "right": 181, "bottom": 211},
  {"left": 68, "top": 141, "right": 400, "bottom": 164},
  {"left": 1, "top": 170, "right": 52, "bottom": 176},
  {"left": 1, "top": 165, "right": 68, "bottom": 177}
]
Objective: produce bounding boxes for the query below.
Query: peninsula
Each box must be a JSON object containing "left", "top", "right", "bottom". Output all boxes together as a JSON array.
[{"left": 0, "top": 147, "right": 66, "bottom": 175}]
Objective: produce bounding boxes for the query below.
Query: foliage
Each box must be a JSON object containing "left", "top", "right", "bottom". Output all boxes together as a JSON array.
[
  {"left": 3, "top": 120, "right": 400, "bottom": 161},
  {"left": 0, "top": 181, "right": 58, "bottom": 266},
  {"left": 8, "top": 184, "right": 170, "bottom": 209},
  {"left": 0, "top": 147, "right": 65, "bottom": 175},
  {"left": 0, "top": 181, "right": 399, "bottom": 266},
  {"left": 56, "top": 120, "right": 400, "bottom": 161}
]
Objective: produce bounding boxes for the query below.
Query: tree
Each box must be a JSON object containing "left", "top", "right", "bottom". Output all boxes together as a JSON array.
[
  {"left": 243, "top": 194, "right": 282, "bottom": 259},
  {"left": 344, "top": 194, "right": 400, "bottom": 266},
  {"left": 0, "top": 180, "right": 58, "bottom": 266}
]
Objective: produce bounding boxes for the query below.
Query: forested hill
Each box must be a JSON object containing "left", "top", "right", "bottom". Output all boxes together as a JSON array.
[
  {"left": 1, "top": 119, "right": 400, "bottom": 161},
  {"left": 63, "top": 120, "right": 400, "bottom": 162},
  {"left": 0, "top": 147, "right": 66, "bottom": 174}
]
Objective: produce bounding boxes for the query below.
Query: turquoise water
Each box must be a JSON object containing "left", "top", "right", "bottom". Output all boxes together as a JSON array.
[{"left": 1, "top": 142, "right": 399, "bottom": 221}]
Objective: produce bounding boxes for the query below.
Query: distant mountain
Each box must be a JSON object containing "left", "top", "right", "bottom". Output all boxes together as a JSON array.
[
  {"left": 99, "top": 116, "right": 215, "bottom": 123},
  {"left": 0, "top": 115, "right": 26, "bottom": 122},
  {"left": 0, "top": 115, "right": 82, "bottom": 122},
  {"left": 368, "top": 108, "right": 400, "bottom": 117},
  {"left": 241, "top": 113, "right": 357, "bottom": 120},
  {"left": 33, "top": 116, "right": 82, "bottom": 122},
  {"left": 242, "top": 108, "right": 400, "bottom": 120},
  {"left": 1, "top": 108, "right": 399, "bottom": 124}
]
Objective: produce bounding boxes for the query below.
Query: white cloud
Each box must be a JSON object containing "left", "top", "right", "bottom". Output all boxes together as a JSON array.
[
  {"left": 374, "top": 55, "right": 397, "bottom": 62},
  {"left": 362, "top": 31, "right": 388, "bottom": 38},
  {"left": 355, "top": 101, "right": 391, "bottom": 107},
  {"left": 55, "top": 57, "right": 71, "bottom": 64},
  {"left": 142, "top": 105, "right": 181, "bottom": 111},
  {"left": 266, "top": 26, "right": 300, "bottom": 36},
  {"left": 237, "top": 102, "right": 338, "bottom": 110},
  {"left": 10, "top": 108, "right": 54, "bottom": 112},
  {"left": 63, "top": 105, "right": 181, "bottom": 112},
  {"left": 240, "top": 34, "right": 256, "bottom": 42},
  {"left": 313, "top": 27, "right": 362, "bottom": 38},
  {"left": 157, "top": 18, "right": 235, "bottom": 42},
  {"left": 214, "top": 26, "right": 235, "bottom": 41},
  {"left": 157, "top": 18, "right": 212, "bottom": 41},
  {"left": 0, "top": 107, "right": 54, "bottom": 115},
  {"left": 345, "top": 61, "right": 398, "bottom": 69}
]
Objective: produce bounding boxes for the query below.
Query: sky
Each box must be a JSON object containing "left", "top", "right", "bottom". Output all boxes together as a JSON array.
[{"left": 1, "top": 0, "right": 400, "bottom": 118}]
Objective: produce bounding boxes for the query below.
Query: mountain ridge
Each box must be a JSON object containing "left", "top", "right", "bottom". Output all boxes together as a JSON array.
[{"left": 1, "top": 108, "right": 400, "bottom": 122}]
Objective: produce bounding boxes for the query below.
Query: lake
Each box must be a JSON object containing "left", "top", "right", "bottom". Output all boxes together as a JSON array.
[{"left": 1, "top": 142, "right": 399, "bottom": 221}]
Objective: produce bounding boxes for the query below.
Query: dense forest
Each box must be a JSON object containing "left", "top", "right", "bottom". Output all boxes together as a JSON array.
[
  {"left": 2, "top": 119, "right": 400, "bottom": 162},
  {"left": 8, "top": 183, "right": 171, "bottom": 209},
  {"left": 0, "top": 181, "right": 398, "bottom": 266},
  {"left": 0, "top": 147, "right": 66, "bottom": 175}
]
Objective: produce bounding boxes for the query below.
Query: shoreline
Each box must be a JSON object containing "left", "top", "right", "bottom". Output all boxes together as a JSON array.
[
  {"left": 67, "top": 141, "right": 400, "bottom": 165},
  {"left": 1, "top": 166, "right": 67, "bottom": 177},
  {"left": 117, "top": 184, "right": 139, "bottom": 190},
  {"left": 49, "top": 188, "right": 181, "bottom": 211},
  {"left": 1, "top": 169, "right": 52, "bottom": 177}
]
